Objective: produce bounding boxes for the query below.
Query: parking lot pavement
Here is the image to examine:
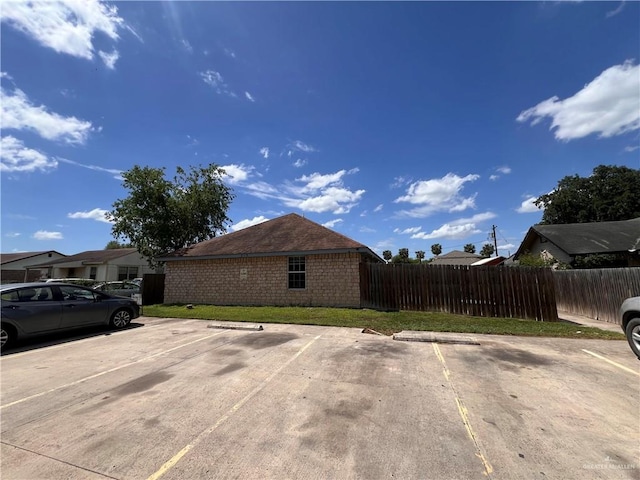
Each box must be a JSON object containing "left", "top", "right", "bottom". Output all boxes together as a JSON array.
[{"left": 1, "top": 317, "right": 638, "bottom": 480}]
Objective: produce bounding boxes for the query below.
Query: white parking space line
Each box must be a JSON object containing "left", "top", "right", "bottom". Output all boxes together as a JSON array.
[
  {"left": 0, "top": 319, "right": 200, "bottom": 360},
  {"left": 0, "top": 331, "right": 227, "bottom": 410},
  {"left": 146, "top": 334, "right": 322, "bottom": 480},
  {"left": 581, "top": 349, "right": 640, "bottom": 376}
]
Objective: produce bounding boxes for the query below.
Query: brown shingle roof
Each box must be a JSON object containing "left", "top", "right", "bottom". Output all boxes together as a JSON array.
[
  {"left": 161, "top": 213, "right": 382, "bottom": 261},
  {"left": 1, "top": 251, "right": 65, "bottom": 265},
  {"left": 32, "top": 248, "right": 139, "bottom": 267}
]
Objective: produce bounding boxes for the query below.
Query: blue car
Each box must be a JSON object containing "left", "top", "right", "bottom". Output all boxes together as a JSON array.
[{"left": 1, "top": 282, "right": 140, "bottom": 349}]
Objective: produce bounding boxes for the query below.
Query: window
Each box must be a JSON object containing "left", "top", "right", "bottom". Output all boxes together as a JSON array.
[
  {"left": 118, "top": 266, "right": 139, "bottom": 281},
  {"left": 89, "top": 267, "right": 97, "bottom": 280},
  {"left": 288, "top": 256, "right": 305, "bottom": 289}
]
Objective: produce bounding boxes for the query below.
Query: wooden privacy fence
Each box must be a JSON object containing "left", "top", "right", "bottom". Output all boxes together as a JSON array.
[
  {"left": 141, "top": 273, "right": 165, "bottom": 306},
  {"left": 360, "top": 264, "right": 558, "bottom": 321},
  {"left": 553, "top": 268, "right": 640, "bottom": 324}
]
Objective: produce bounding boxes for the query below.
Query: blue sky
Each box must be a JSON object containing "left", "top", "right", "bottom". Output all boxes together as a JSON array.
[{"left": 1, "top": 1, "right": 639, "bottom": 259}]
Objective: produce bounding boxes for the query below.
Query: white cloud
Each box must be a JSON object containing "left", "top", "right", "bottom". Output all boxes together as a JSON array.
[
  {"left": 624, "top": 145, "right": 639, "bottom": 153},
  {"left": 517, "top": 60, "right": 640, "bottom": 141},
  {"left": 231, "top": 216, "right": 269, "bottom": 231},
  {"left": 497, "top": 166, "right": 512, "bottom": 174},
  {"left": 33, "top": 230, "right": 63, "bottom": 240},
  {"left": 0, "top": 136, "right": 58, "bottom": 172},
  {"left": 286, "top": 140, "right": 317, "bottom": 157},
  {"left": 221, "top": 164, "right": 254, "bottom": 185},
  {"left": 181, "top": 39, "right": 193, "bottom": 53},
  {"left": 410, "top": 212, "right": 495, "bottom": 240},
  {"left": 411, "top": 223, "right": 481, "bottom": 240},
  {"left": 391, "top": 176, "right": 411, "bottom": 189},
  {"left": 57, "top": 158, "right": 122, "bottom": 179},
  {"left": 242, "top": 168, "right": 364, "bottom": 215},
  {"left": 322, "top": 219, "right": 343, "bottom": 228},
  {"left": 1, "top": 86, "right": 94, "bottom": 144},
  {"left": 450, "top": 212, "right": 496, "bottom": 225},
  {"left": 516, "top": 196, "right": 542, "bottom": 213},
  {"left": 1, "top": 0, "right": 125, "bottom": 67},
  {"left": 395, "top": 173, "right": 480, "bottom": 218},
  {"left": 606, "top": 2, "right": 625, "bottom": 18},
  {"left": 490, "top": 175, "right": 499, "bottom": 181},
  {"left": 293, "top": 159, "right": 307, "bottom": 168},
  {"left": 292, "top": 140, "right": 316, "bottom": 152},
  {"left": 5, "top": 232, "right": 21, "bottom": 238},
  {"left": 98, "top": 50, "right": 119, "bottom": 69},
  {"left": 224, "top": 47, "right": 236, "bottom": 58},
  {"left": 67, "top": 208, "right": 111, "bottom": 223},
  {"left": 289, "top": 187, "right": 365, "bottom": 214},
  {"left": 245, "top": 91, "right": 255, "bottom": 102},
  {"left": 296, "top": 170, "right": 350, "bottom": 193},
  {"left": 360, "top": 226, "right": 376, "bottom": 233},
  {"left": 1, "top": 72, "right": 13, "bottom": 80},
  {"left": 243, "top": 181, "right": 281, "bottom": 200},
  {"left": 200, "top": 70, "right": 235, "bottom": 97},
  {"left": 394, "top": 227, "right": 422, "bottom": 235},
  {"left": 259, "top": 147, "right": 269, "bottom": 159},
  {"left": 374, "top": 204, "right": 383, "bottom": 212},
  {"left": 497, "top": 243, "right": 516, "bottom": 252}
]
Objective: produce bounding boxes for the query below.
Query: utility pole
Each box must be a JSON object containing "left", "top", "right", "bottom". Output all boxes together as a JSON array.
[{"left": 489, "top": 225, "right": 499, "bottom": 257}]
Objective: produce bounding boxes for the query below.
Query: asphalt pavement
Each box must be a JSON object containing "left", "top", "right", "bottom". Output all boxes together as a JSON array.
[{"left": 1, "top": 317, "right": 638, "bottom": 480}]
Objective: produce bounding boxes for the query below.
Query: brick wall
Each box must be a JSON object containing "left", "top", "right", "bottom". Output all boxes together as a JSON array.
[{"left": 164, "top": 252, "right": 362, "bottom": 307}]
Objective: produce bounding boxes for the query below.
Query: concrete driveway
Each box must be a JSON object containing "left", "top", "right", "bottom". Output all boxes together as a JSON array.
[{"left": 1, "top": 317, "right": 638, "bottom": 479}]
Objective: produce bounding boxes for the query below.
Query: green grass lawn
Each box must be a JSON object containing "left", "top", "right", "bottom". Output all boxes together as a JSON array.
[{"left": 143, "top": 304, "right": 625, "bottom": 340}]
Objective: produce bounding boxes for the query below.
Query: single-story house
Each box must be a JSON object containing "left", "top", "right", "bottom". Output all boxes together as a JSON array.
[
  {"left": 30, "top": 248, "right": 155, "bottom": 281},
  {"left": 514, "top": 217, "right": 640, "bottom": 267},
  {"left": 1, "top": 250, "right": 66, "bottom": 283},
  {"left": 159, "top": 213, "right": 383, "bottom": 307},
  {"left": 471, "top": 256, "right": 506, "bottom": 267},
  {"left": 430, "top": 250, "right": 482, "bottom": 266}
]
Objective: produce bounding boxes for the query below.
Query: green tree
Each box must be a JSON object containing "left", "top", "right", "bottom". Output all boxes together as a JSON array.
[
  {"left": 463, "top": 243, "right": 476, "bottom": 254},
  {"left": 535, "top": 165, "right": 640, "bottom": 224},
  {"left": 431, "top": 243, "right": 442, "bottom": 257},
  {"left": 105, "top": 240, "right": 132, "bottom": 249},
  {"left": 107, "top": 164, "right": 234, "bottom": 268},
  {"left": 480, "top": 243, "right": 495, "bottom": 258},
  {"left": 382, "top": 250, "right": 392, "bottom": 263},
  {"left": 415, "top": 250, "right": 425, "bottom": 263},
  {"left": 392, "top": 248, "right": 414, "bottom": 264}
]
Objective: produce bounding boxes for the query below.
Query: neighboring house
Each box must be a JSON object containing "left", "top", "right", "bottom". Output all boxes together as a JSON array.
[
  {"left": 471, "top": 256, "right": 506, "bottom": 267},
  {"left": 514, "top": 217, "right": 640, "bottom": 267},
  {"left": 30, "top": 248, "right": 155, "bottom": 281},
  {"left": 1, "top": 251, "right": 66, "bottom": 283},
  {"left": 430, "top": 250, "right": 482, "bottom": 266},
  {"left": 159, "top": 213, "right": 383, "bottom": 307}
]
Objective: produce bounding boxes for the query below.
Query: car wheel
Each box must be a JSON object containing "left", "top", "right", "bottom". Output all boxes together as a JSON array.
[
  {"left": 625, "top": 318, "right": 640, "bottom": 360},
  {"left": 110, "top": 309, "right": 132, "bottom": 329},
  {"left": 0, "top": 325, "right": 15, "bottom": 350}
]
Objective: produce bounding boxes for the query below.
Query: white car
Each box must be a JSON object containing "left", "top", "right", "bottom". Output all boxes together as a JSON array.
[{"left": 620, "top": 296, "right": 640, "bottom": 359}]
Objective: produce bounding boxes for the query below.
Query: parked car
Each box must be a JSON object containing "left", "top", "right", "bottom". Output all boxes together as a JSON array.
[
  {"left": 620, "top": 296, "right": 640, "bottom": 359},
  {"left": 46, "top": 278, "right": 99, "bottom": 287},
  {"left": 93, "top": 281, "right": 140, "bottom": 298},
  {"left": 0, "top": 282, "right": 140, "bottom": 349}
]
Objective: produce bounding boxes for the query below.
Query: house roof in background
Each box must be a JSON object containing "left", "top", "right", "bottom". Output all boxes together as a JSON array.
[
  {"left": 430, "top": 250, "right": 481, "bottom": 266},
  {"left": 161, "top": 213, "right": 382, "bottom": 262},
  {"left": 31, "top": 248, "right": 140, "bottom": 267},
  {"left": 516, "top": 217, "right": 640, "bottom": 257},
  {"left": 471, "top": 256, "right": 506, "bottom": 266},
  {"left": 1, "top": 251, "right": 65, "bottom": 265}
]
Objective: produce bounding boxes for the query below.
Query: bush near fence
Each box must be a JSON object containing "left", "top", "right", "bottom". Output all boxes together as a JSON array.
[
  {"left": 360, "top": 264, "right": 558, "bottom": 321},
  {"left": 553, "top": 267, "right": 640, "bottom": 325}
]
